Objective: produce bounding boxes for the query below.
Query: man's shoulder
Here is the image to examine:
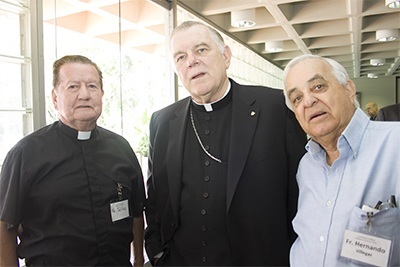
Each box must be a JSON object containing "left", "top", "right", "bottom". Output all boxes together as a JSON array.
[
  {"left": 381, "top": 103, "right": 400, "bottom": 112},
  {"left": 152, "top": 97, "right": 190, "bottom": 118},
  {"left": 231, "top": 79, "right": 284, "bottom": 98}
]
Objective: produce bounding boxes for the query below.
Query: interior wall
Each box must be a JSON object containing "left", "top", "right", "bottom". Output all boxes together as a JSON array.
[{"left": 352, "top": 76, "right": 398, "bottom": 111}]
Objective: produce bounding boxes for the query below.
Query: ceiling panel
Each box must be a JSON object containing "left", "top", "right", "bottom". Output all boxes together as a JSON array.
[
  {"left": 43, "top": 0, "right": 400, "bottom": 78},
  {"left": 179, "top": 0, "right": 400, "bottom": 78}
]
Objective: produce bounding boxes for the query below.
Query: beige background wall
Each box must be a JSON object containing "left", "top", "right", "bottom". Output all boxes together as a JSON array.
[{"left": 352, "top": 76, "right": 399, "bottom": 111}]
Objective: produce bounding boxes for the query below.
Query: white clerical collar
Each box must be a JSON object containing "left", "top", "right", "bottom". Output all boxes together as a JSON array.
[
  {"left": 192, "top": 82, "right": 231, "bottom": 112},
  {"left": 77, "top": 131, "right": 91, "bottom": 140}
]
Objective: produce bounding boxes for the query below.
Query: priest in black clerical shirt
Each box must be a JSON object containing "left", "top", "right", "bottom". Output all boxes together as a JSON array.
[{"left": 144, "top": 21, "right": 307, "bottom": 266}]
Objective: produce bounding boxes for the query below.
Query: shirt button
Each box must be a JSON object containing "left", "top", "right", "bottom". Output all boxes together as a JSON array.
[
  {"left": 202, "top": 256, "right": 207, "bottom": 262},
  {"left": 205, "top": 115, "right": 210, "bottom": 121},
  {"left": 205, "top": 160, "right": 210, "bottom": 166},
  {"left": 205, "top": 129, "right": 210, "bottom": 135},
  {"left": 203, "top": 192, "right": 209, "bottom": 198},
  {"left": 326, "top": 200, "right": 332, "bottom": 207},
  {"left": 201, "top": 209, "right": 207, "bottom": 215},
  {"left": 204, "top": 176, "right": 210, "bottom": 182},
  {"left": 320, "top": 236, "right": 324, "bottom": 242},
  {"left": 201, "top": 241, "right": 207, "bottom": 247},
  {"left": 201, "top": 225, "right": 207, "bottom": 231},
  {"left": 205, "top": 145, "right": 210, "bottom": 150}
]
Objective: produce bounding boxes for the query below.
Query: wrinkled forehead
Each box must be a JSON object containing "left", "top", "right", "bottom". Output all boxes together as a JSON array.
[
  {"left": 287, "top": 59, "right": 332, "bottom": 84},
  {"left": 171, "top": 25, "right": 213, "bottom": 51}
]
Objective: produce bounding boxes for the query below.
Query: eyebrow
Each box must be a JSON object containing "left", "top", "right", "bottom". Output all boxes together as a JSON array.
[
  {"left": 287, "top": 74, "right": 326, "bottom": 99},
  {"left": 173, "top": 42, "right": 210, "bottom": 59},
  {"left": 308, "top": 74, "right": 326, "bottom": 83}
]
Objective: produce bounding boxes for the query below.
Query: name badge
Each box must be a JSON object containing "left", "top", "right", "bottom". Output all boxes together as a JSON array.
[
  {"left": 110, "top": 199, "right": 130, "bottom": 222},
  {"left": 340, "top": 230, "right": 392, "bottom": 267}
]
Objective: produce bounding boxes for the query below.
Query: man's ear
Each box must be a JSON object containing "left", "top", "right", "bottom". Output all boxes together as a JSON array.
[
  {"left": 51, "top": 89, "right": 58, "bottom": 109},
  {"left": 223, "top": 45, "right": 232, "bottom": 69},
  {"left": 346, "top": 80, "right": 356, "bottom": 100}
]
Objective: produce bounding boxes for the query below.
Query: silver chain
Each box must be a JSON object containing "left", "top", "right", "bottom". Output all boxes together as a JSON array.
[{"left": 189, "top": 106, "right": 222, "bottom": 163}]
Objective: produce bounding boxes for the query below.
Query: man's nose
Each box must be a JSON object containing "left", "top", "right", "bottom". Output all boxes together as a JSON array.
[
  {"left": 186, "top": 53, "right": 199, "bottom": 68},
  {"left": 303, "top": 93, "right": 317, "bottom": 107},
  {"left": 78, "top": 85, "right": 91, "bottom": 98}
]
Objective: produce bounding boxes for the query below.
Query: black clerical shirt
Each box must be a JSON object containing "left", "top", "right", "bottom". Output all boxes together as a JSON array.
[
  {"left": 171, "top": 91, "right": 233, "bottom": 266},
  {"left": 0, "top": 121, "right": 145, "bottom": 266}
]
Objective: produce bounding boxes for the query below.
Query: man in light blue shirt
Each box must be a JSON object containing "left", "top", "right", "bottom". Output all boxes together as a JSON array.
[{"left": 283, "top": 54, "right": 400, "bottom": 266}]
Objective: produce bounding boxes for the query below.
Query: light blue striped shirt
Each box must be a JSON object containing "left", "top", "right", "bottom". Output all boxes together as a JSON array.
[{"left": 290, "top": 108, "right": 400, "bottom": 267}]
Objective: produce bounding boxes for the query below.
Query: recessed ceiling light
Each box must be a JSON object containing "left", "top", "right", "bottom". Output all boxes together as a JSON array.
[
  {"left": 231, "top": 9, "right": 256, "bottom": 28},
  {"left": 265, "top": 41, "right": 283, "bottom": 52},
  {"left": 376, "top": 29, "right": 399, "bottom": 42},
  {"left": 385, "top": 0, "right": 400, "bottom": 8},
  {"left": 370, "top": 59, "right": 385, "bottom": 66}
]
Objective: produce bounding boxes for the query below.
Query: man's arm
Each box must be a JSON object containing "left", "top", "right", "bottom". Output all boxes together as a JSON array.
[
  {"left": 132, "top": 216, "right": 144, "bottom": 267},
  {"left": 0, "top": 221, "right": 19, "bottom": 267}
]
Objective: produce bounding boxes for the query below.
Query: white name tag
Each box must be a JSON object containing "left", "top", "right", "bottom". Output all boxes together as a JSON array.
[
  {"left": 341, "top": 230, "right": 392, "bottom": 267},
  {"left": 110, "top": 199, "right": 130, "bottom": 222}
]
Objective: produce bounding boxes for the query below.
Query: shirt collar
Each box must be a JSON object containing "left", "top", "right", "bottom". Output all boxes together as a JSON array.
[
  {"left": 306, "top": 108, "right": 369, "bottom": 160},
  {"left": 57, "top": 120, "right": 97, "bottom": 140},
  {"left": 191, "top": 81, "right": 231, "bottom": 112}
]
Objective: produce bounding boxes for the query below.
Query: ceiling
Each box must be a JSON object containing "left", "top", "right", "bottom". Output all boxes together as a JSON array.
[{"left": 43, "top": 0, "right": 400, "bottom": 79}]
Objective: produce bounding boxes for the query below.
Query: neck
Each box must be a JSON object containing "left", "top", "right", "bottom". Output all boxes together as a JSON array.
[
  {"left": 312, "top": 135, "right": 340, "bottom": 166},
  {"left": 193, "top": 78, "right": 230, "bottom": 104},
  {"left": 325, "top": 148, "right": 340, "bottom": 166},
  {"left": 60, "top": 118, "right": 96, "bottom": 132}
]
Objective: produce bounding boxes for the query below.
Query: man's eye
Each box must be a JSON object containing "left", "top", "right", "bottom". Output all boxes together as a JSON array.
[
  {"left": 315, "top": 84, "right": 323, "bottom": 90},
  {"left": 176, "top": 55, "right": 185, "bottom": 62},
  {"left": 292, "top": 95, "right": 302, "bottom": 104}
]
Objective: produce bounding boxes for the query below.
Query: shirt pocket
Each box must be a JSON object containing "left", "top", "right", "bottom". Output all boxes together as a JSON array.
[
  {"left": 348, "top": 206, "right": 399, "bottom": 236},
  {"left": 112, "top": 177, "right": 133, "bottom": 200},
  {"left": 346, "top": 206, "right": 400, "bottom": 266}
]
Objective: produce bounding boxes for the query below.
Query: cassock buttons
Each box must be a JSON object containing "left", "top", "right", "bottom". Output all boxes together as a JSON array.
[
  {"left": 201, "top": 209, "right": 207, "bottom": 215},
  {"left": 204, "top": 176, "right": 210, "bottom": 182}
]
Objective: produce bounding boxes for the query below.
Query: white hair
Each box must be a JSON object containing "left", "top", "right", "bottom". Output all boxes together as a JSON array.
[{"left": 282, "top": 54, "right": 359, "bottom": 110}]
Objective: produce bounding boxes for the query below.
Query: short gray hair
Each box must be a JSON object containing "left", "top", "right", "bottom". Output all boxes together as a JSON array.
[
  {"left": 170, "top": 21, "right": 225, "bottom": 54},
  {"left": 282, "top": 54, "right": 359, "bottom": 110}
]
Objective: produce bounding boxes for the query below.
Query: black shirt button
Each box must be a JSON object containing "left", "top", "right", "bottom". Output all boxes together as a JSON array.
[
  {"left": 204, "top": 176, "right": 210, "bottom": 182},
  {"left": 203, "top": 192, "right": 209, "bottom": 198},
  {"left": 205, "top": 129, "right": 210, "bottom": 135},
  {"left": 205, "top": 160, "right": 210, "bottom": 166},
  {"left": 201, "top": 241, "right": 207, "bottom": 247},
  {"left": 201, "top": 209, "right": 207, "bottom": 215},
  {"left": 202, "top": 256, "right": 207, "bottom": 262},
  {"left": 201, "top": 225, "right": 207, "bottom": 231},
  {"left": 204, "top": 145, "right": 210, "bottom": 150},
  {"left": 205, "top": 115, "right": 210, "bottom": 121}
]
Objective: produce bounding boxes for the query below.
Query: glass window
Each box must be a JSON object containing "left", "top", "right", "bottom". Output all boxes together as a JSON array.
[
  {"left": 42, "top": 0, "right": 173, "bottom": 171},
  {"left": 0, "top": 9, "right": 22, "bottom": 56},
  {"left": 0, "top": 0, "right": 31, "bottom": 168}
]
